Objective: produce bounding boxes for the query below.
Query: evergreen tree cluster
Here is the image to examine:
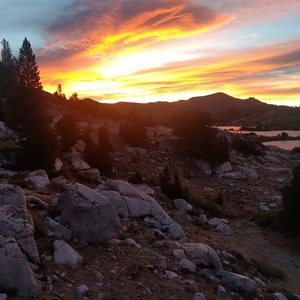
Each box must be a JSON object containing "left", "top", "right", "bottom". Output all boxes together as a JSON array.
[
  {"left": 0, "top": 37, "right": 42, "bottom": 92},
  {"left": 119, "top": 110, "right": 149, "bottom": 148},
  {"left": 83, "top": 126, "right": 113, "bottom": 176},
  {"left": 171, "top": 110, "right": 229, "bottom": 165},
  {"left": 281, "top": 163, "right": 300, "bottom": 233},
  {"left": 159, "top": 166, "right": 188, "bottom": 200}
]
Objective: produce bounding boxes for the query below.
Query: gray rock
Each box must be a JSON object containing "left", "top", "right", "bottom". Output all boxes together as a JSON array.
[
  {"left": 192, "top": 292, "right": 207, "bottom": 300},
  {"left": 124, "top": 238, "right": 141, "bottom": 248},
  {"left": 0, "top": 170, "right": 17, "bottom": 177},
  {"left": 26, "top": 170, "right": 50, "bottom": 190},
  {"left": 173, "top": 249, "right": 186, "bottom": 260},
  {"left": 164, "top": 270, "right": 179, "bottom": 279},
  {"left": 53, "top": 158, "right": 63, "bottom": 172},
  {"left": 163, "top": 218, "right": 185, "bottom": 239},
  {"left": 78, "top": 168, "right": 101, "bottom": 183},
  {"left": 72, "top": 140, "right": 86, "bottom": 154},
  {"left": 217, "top": 285, "right": 226, "bottom": 296},
  {"left": 208, "top": 217, "right": 222, "bottom": 227},
  {"left": 51, "top": 176, "right": 67, "bottom": 189},
  {"left": 174, "top": 198, "right": 192, "bottom": 212},
  {"left": 220, "top": 172, "right": 244, "bottom": 179},
  {"left": 216, "top": 222, "right": 233, "bottom": 235},
  {"left": 181, "top": 243, "right": 222, "bottom": 270},
  {"left": 237, "top": 166, "right": 259, "bottom": 179},
  {"left": 53, "top": 240, "right": 82, "bottom": 268},
  {"left": 198, "top": 214, "right": 208, "bottom": 224},
  {"left": 0, "top": 235, "right": 40, "bottom": 298},
  {"left": 195, "top": 159, "right": 212, "bottom": 175},
  {"left": 45, "top": 217, "right": 72, "bottom": 240},
  {"left": 263, "top": 166, "right": 289, "bottom": 172},
  {"left": 0, "top": 294, "right": 7, "bottom": 300},
  {"left": 76, "top": 284, "right": 89, "bottom": 295},
  {"left": 0, "top": 184, "right": 25, "bottom": 205},
  {"left": 0, "top": 121, "right": 18, "bottom": 140},
  {"left": 217, "top": 270, "right": 256, "bottom": 292},
  {"left": 104, "top": 179, "right": 168, "bottom": 218},
  {"left": 0, "top": 204, "right": 34, "bottom": 239},
  {"left": 102, "top": 180, "right": 185, "bottom": 239},
  {"left": 208, "top": 217, "right": 232, "bottom": 235},
  {"left": 57, "top": 183, "right": 120, "bottom": 244},
  {"left": 214, "top": 161, "right": 232, "bottom": 175},
  {"left": 259, "top": 204, "right": 270, "bottom": 212},
  {"left": 98, "top": 190, "right": 128, "bottom": 218},
  {"left": 174, "top": 211, "right": 190, "bottom": 225},
  {"left": 184, "top": 279, "right": 199, "bottom": 293},
  {"left": 180, "top": 258, "right": 197, "bottom": 273},
  {"left": 273, "top": 292, "right": 288, "bottom": 300},
  {"left": 17, "top": 236, "right": 40, "bottom": 263},
  {"left": 70, "top": 142, "right": 91, "bottom": 170}
]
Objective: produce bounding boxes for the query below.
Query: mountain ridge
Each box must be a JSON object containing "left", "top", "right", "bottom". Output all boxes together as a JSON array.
[{"left": 79, "top": 92, "right": 300, "bottom": 129}]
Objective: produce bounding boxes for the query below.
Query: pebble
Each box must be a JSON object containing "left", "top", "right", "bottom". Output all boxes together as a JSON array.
[
  {"left": 192, "top": 292, "right": 207, "bottom": 300},
  {"left": 164, "top": 270, "right": 179, "bottom": 279},
  {"left": 76, "top": 285, "right": 89, "bottom": 296}
]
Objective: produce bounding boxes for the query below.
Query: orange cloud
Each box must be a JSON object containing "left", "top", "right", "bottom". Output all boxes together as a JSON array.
[{"left": 38, "top": 0, "right": 300, "bottom": 106}]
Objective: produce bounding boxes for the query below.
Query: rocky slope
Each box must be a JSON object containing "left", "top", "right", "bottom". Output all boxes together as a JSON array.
[{"left": 0, "top": 119, "right": 300, "bottom": 300}]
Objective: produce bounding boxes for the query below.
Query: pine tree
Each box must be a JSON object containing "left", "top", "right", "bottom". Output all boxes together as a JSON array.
[
  {"left": 1, "top": 39, "right": 13, "bottom": 65},
  {"left": 17, "top": 38, "right": 42, "bottom": 89}
]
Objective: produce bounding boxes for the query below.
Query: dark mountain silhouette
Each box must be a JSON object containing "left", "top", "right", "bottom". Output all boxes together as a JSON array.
[{"left": 78, "top": 92, "right": 300, "bottom": 129}]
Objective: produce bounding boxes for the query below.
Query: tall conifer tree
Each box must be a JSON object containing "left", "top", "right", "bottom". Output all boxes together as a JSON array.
[
  {"left": 1, "top": 39, "right": 13, "bottom": 65},
  {"left": 17, "top": 38, "right": 42, "bottom": 89}
]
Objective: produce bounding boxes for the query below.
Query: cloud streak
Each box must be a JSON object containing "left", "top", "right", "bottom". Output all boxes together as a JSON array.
[{"left": 33, "top": 0, "right": 300, "bottom": 106}]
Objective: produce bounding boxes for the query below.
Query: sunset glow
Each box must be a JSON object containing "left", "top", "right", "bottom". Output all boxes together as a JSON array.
[{"left": 2, "top": 0, "right": 300, "bottom": 106}]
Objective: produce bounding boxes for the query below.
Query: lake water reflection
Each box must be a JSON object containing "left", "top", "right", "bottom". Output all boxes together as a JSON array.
[{"left": 217, "top": 126, "right": 300, "bottom": 150}]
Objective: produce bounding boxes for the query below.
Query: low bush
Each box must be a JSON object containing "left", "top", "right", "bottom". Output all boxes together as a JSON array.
[
  {"left": 252, "top": 211, "right": 279, "bottom": 228},
  {"left": 252, "top": 257, "right": 286, "bottom": 280},
  {"left": 231, "top": 134, "right": 264, "bottom": 156}
]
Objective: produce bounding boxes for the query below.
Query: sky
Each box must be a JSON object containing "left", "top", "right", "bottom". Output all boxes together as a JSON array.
[{"left": 1, "top": 0, "right": 300, "bottom": 106}]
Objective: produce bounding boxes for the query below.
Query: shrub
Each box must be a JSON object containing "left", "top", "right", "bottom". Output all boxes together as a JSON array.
[
  {"left": 129, "top": 171, "right": 144, "bottom": 184},
  {"left": 55, "top": 114, "right": 79, "bottom": 150},
  {"left": 252, "top": 211, "right": 279, "bottom": 228},
  {"left": 4, "top": 87, "right": 58, "bottom": 173},
  {"left": 292, "top": 147, "right": 300, "bottom": 153},
  {"left": 171, "top": 110, "right": 229, "bottom": 165},
  {"left": 231, "top": 134, "right": 264, "bottom": 156},
  {"left": 252, "top": 258, "right": 286, "bottom": 280},
  {"left": 159, "top": 166, "right": 187, "bottom": 199},
  {"left": 84, "top": 126, "right": 113, "bottom": 176},
  {"left": 281, "top": 164, "right": 300, "bottom": 233},
  {"left": 119, "top": 120, "right": 148, "bottom": 148}
]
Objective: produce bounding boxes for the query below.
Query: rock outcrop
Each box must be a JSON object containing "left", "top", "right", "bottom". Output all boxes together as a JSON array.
[
  {"left": 0, "top": 184, "right": 40, "bottom": 263},
  {"left": 26, "top": 170, "right": 50, "bottom": 190},
  {"left": 0, "top": 235, "right": 40, "bottom": 298},
  {"left": 53, "top": 240, "right": 82, "bottom": 268},
  {"left": 97, "top": 180, "right": 185, "bottom": 239},
  {"left": 180, "top": 243, "right": 222, "bottom": 271},
  {"left": 57, "top": 183, "right": 121, "bottom": 244}
]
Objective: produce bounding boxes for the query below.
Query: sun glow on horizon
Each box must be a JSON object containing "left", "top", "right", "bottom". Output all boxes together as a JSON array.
[{"left": 36, "top": 0, "right": 300, "bottom": 107}]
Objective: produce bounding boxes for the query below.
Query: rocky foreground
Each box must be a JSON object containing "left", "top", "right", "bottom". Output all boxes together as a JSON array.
[{"left": 0, "top": 123, "right": 300, "bottom": 299}]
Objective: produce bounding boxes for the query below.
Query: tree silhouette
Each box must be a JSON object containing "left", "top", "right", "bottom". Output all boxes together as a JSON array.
[
  {"left": 1, "top": 39, "right": 13, "bottom": 65},
  {"left": 0, "top": 39, "right": 16, "bottom": 91},
  {"left": 69, "top": 92, "right": 79, "bottom": 101},
  {"left": 84, "top": 126, "right": 113, "bottom": 176},
  {"left": 17, "top": 38, "right": 42, "bottom": 89}
]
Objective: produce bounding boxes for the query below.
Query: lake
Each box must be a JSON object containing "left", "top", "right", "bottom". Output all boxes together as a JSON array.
[
  {"left": 217, "top": 126, "right": 300, "bottom": 138},
  {"left": 263, "top": 140, "right": 300, "bottom": 150},
  {"left": 217, "top": 126, "right": 300, "bottom": 150}
]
